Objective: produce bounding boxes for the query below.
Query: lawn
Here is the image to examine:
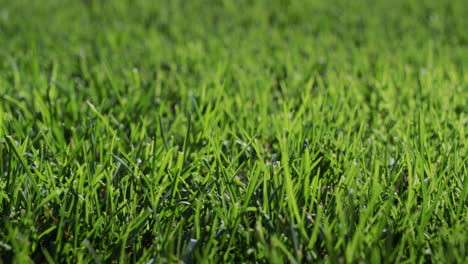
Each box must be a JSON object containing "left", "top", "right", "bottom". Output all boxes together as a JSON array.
[{"left": 0, "top": 0, "right": 467, "bottom": 263}]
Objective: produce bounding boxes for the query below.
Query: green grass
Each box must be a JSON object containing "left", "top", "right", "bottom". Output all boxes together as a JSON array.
[{"left": 0, "top": 0, "right": 467, "bottom": 263}]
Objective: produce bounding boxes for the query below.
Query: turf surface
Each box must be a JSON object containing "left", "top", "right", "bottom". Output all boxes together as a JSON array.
[{"left": 0, "top": 0, "right": 467, "bottom": 263}]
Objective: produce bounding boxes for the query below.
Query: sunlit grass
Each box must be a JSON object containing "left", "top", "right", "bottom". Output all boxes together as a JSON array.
[{"left": 0, "top": 0, "right": 467, "bottom": 263}]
